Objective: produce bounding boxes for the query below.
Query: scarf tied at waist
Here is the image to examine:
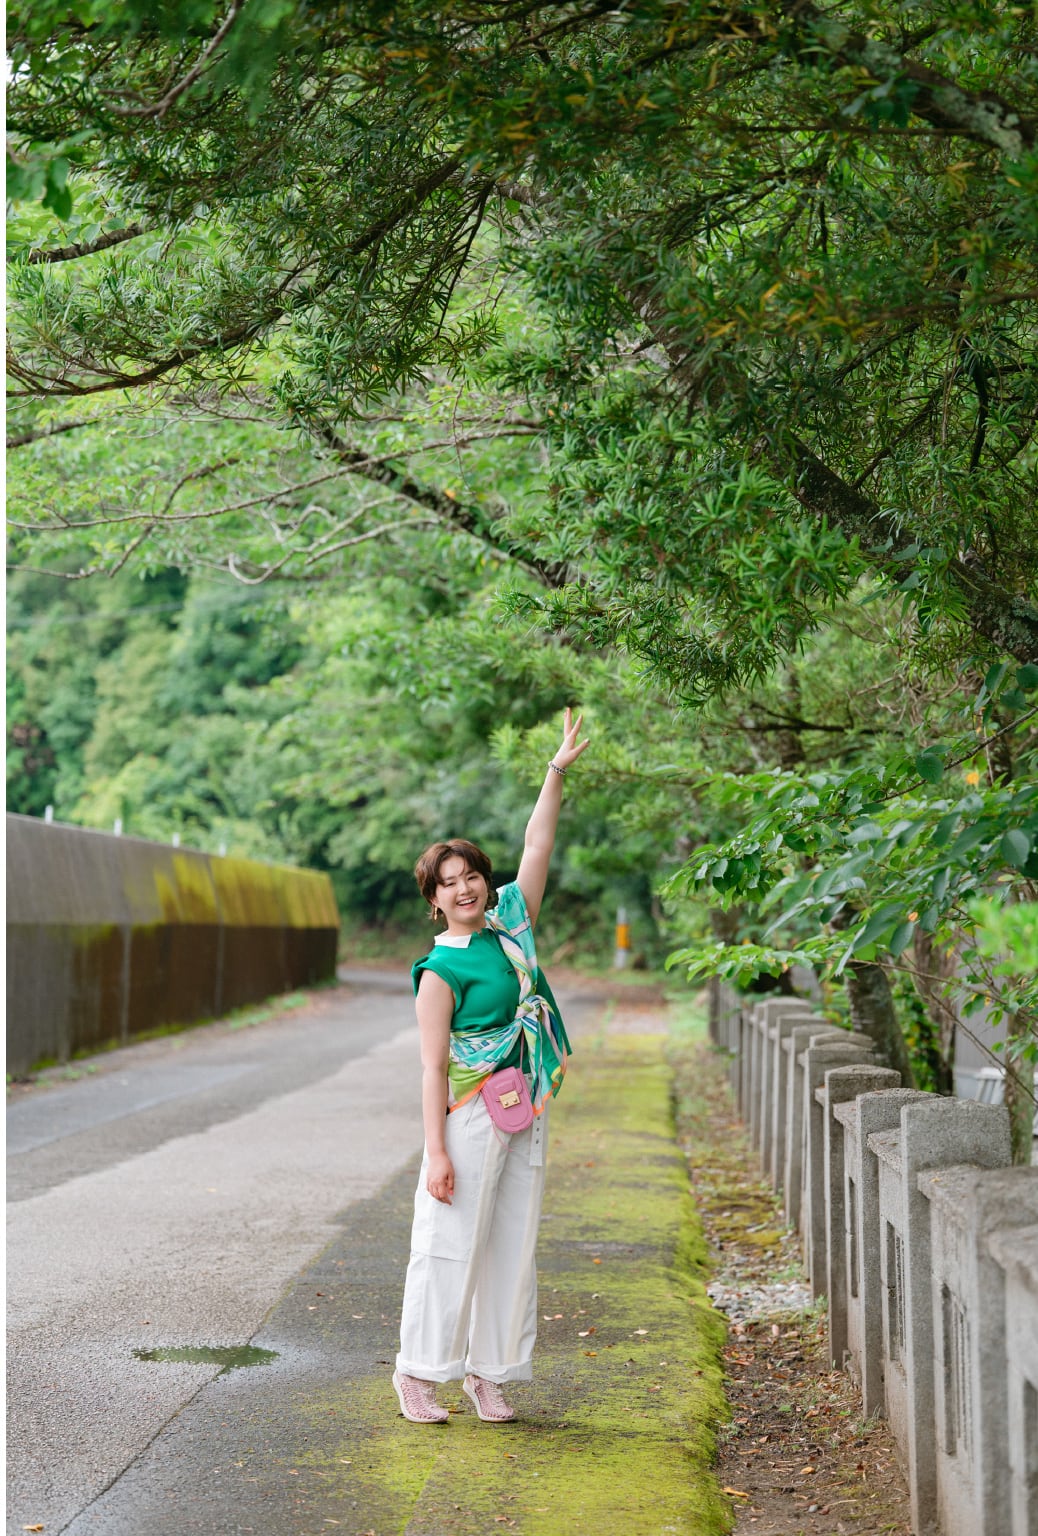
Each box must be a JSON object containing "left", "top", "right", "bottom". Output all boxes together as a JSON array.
[{"left": 447, "top": 910, "right": 568, "bottom": 1112}]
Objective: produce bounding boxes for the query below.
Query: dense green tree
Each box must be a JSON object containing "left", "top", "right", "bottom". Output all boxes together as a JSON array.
[
  {"left": 7, "top": 1, "right": 1037, "bottom": 1148},
  {"left": 8, "top": 0, "right": 1037, "bottom": 674}
]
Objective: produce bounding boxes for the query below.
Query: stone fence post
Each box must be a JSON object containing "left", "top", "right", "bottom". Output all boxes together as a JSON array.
[
  {"left": 746, "top": 998, "right": 818, "bottom": 1155},
  {"left": 918, "top": 1167, "right": 1038, "bottom": 1536},
  {"left": 763, "top": 1010, "right": 819, "bottom": 1186},
  {"left": 716, "top": 982, "right": 740, "bottom": 1055},
  {"left": 782, "top": 1026, "right": 863, "bottom": 1229},
  {"left": 821, "top": 1064, "right": 902, "bottom": 1371},
  {"left": 802, "top": 1040, "right": 877, "bottom": 1294},
  {"left": 987, "top": 1223, "right": 1038, "bottom": 1536},
  {"left": 834, "top": 1087, "right": 932, "bottom": 1417},
  {"left": 869, "top": 1099, "right": 1011, "bottom": 1536}
]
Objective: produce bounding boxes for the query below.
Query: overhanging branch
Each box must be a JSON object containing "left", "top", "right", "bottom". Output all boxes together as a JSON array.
[
  {"left": 786, "top": 438, "right": 1038, "bottom": 663},
  {"left": 24, "top": 225, "right": 147, "bottom": 264},
  {"left": 313, "top": 420, "right": 574, "bottom": 590}
]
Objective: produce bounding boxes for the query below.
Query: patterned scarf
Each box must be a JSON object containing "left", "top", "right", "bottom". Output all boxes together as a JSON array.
[{"left": 447, "top": 897, "right": 569, "bottom": 1112}]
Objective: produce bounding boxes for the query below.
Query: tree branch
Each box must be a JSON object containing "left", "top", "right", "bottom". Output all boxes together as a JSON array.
[
  {"left": 785, "top": 438, "right": 1038, "bottom": 663},
  {"left": 803, "top": 9, "right": 1036, "bottom": 154},
  {"left": 312, "top": 420, "right": 574, "bottom": 590},
  {"left": 7, "top": 156, "right": 467, "bottom": 399},
  {"left": 7, "top": 416, "right": 106, "bottom": 449},
  {"left": 25, "top": 225, "right": 147, "bottom": 264},
  {"left": 109, "top": 1, "right": 244, "bottom": 120}
]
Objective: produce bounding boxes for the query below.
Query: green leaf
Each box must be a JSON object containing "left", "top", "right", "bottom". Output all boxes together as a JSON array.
[
  {"left": 948, "top": 822, "right": 993, "bottom": 859},
  {"left": 1000, "top": 829, "right": 1032, "bottom": 868},
  {"left": 1016, "top": 664, "right": 1038, "bottom": 691},
  {"left": 915, "top": 751, "right": 944, "bottom": 784},
  {"left": 930, "top": 813, "right": 959, "bottom": 847},
  {"left": 846, "top": 821, "right": 883, "bottom": 844},
  {"left": 983, "top": 661, "right": 1009, "bottom": 695},
  {"left": 853, "top": 908, "right": 898, "bottom": 950},
  {"left": 889, "top": 921, "right": 915, "bottom": 957}
]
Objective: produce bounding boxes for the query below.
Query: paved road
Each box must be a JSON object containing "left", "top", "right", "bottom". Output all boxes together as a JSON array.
[
  {"left": 9, "top": 986, "right": 720, "bottom": 1536},
  {"left": 6, "top": 971, "right": 429, "bottom": 1535}
]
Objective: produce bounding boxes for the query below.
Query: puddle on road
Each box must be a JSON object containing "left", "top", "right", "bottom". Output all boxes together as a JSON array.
[{"left": 133, "top": 1344, "right": 278, "bottom": 1374}]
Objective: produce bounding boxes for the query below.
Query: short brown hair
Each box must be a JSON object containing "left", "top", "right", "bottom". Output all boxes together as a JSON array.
[{"left": 414, "top": 839, "right": 497, "bottom": 914}]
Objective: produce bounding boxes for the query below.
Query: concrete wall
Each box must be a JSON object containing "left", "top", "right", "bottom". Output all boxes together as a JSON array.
[
  {"left": 712, "top": 978, "right": 1038, "bottom": 1536},
  {"left": 6, "top": 814, "right": 340, "bottom": 1074}
]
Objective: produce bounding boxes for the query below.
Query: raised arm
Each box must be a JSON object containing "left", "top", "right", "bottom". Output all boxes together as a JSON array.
[{"left": 516, "top": 707, "right": 590, "bottom": 926}]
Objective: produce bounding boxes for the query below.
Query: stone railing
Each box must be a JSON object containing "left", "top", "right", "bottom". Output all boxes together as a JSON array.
[
  {"left": 710, "top": 980, "right": 1038, "bottom": 1536},
  {"left": 6, "top": 813, "right": 340, "bottom": 1076}
]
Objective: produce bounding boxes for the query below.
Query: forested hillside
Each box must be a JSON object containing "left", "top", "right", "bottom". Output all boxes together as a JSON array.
[{"left": 7, "top": 0, "right": 1037, "bottom": 1147}]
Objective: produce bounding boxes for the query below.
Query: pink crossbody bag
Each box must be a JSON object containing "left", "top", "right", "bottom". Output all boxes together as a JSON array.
[{"left": 480, "top": 1062, "right": 534, "bottom": 1134}]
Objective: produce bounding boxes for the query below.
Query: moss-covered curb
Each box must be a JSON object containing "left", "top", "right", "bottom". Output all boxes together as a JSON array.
[{"left": 302, "top": 1032, "right": 732, "bottom": 1535}]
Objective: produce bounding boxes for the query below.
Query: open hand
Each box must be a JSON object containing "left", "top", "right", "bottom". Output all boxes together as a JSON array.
[{"left": 553, "top": 706, "right": 591, "bottom": 771}]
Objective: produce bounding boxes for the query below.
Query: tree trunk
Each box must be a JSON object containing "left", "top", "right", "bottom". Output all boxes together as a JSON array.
[
  {"left": 909, "top": 930, "right": 958, "bottom": 1095},
  {"left": 845, "top": 961, "right": 916, "bottom": 1085},
  {"left": 1003, "top": 1012, "right": 1036, "bottom": 1165}
]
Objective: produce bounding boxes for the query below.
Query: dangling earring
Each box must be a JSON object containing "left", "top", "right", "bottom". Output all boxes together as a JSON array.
[{"left": 430, "top": 903, "right": 441, "bottom": 923}]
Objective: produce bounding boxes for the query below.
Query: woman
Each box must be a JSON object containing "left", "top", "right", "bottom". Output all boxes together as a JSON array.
[{"left": 393, "top": 708, "right": 590, "bottom": 1425}]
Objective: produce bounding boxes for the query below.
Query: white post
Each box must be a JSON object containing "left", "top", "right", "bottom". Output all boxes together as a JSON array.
[
  {"left": 43, "top": 805, "right": 54, "bottom": 823},
  {"left": 613, "top": 905, "right": 631, "bottom": 969},
  {"left": 113, "top": 818, "right": 123, "bottom": 836}
]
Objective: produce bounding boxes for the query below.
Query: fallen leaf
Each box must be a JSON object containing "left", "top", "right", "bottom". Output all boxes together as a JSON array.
[
  {"left": 592, "top": 1258, "right": 602, "bottom": 1264},
  {"left": 583, "top": 1351, "right": 597, "bottom": 1357},
  {"left": 799, "top": 1465, "right": 816, "bottom": 1475},
  {"left": 24, "top": 1527, "right": 45, "bottom": 1533},
  {"left": 633, "top": 1329, "right": 649, "bottom": 1336},
  {"left": 723, "top": 1487, "right": 750, "bottom": 1499}
]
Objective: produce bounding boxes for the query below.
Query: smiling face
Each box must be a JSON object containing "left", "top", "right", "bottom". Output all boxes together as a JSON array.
[{"left": 433, "top": 855, "right": 490, "bottom": 934}]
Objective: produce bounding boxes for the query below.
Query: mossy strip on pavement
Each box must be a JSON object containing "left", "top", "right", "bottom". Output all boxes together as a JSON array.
[{"left": 303, "top": 1032, "right": 732, "bottom": 1536}]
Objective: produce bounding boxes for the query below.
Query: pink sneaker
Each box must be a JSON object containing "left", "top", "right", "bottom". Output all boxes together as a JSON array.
[
  {"left": 463, "top": 1373, "right": 515, "bottom": 1422},
  {"left": 392, "top": 1370, "right": 449, "bottom": 1424}
]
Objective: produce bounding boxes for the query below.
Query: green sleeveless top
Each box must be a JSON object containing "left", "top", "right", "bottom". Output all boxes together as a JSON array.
[{"left": 411, "top": 881, "right": 570, "bottom": 1106}]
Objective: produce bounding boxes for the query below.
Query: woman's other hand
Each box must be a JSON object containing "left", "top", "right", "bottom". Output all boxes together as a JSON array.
[
  {"left": 426, "top": 1151, "right": 455, "bottom": 1205},
  {"left": 552, "top": 706, "right": 590, "bottom": 771}
]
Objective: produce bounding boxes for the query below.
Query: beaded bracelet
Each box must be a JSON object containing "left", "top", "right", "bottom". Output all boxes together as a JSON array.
[{"left": 548, "top": 760, "right": 566, "bottom": 777}]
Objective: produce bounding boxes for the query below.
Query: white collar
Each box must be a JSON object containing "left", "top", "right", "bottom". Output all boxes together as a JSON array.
[{"left": 434, "top": 927, "right": 489, "bottom": 948}]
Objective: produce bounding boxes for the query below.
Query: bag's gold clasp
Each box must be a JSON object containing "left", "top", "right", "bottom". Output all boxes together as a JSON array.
[{"left": 498, "top": 1090, "right": 522, "bottom": 1109}]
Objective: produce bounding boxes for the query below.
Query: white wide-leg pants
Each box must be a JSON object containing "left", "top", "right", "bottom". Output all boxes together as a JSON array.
[{"left": 396, "top": 1094, "right": 548, "bottom": 1384}]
